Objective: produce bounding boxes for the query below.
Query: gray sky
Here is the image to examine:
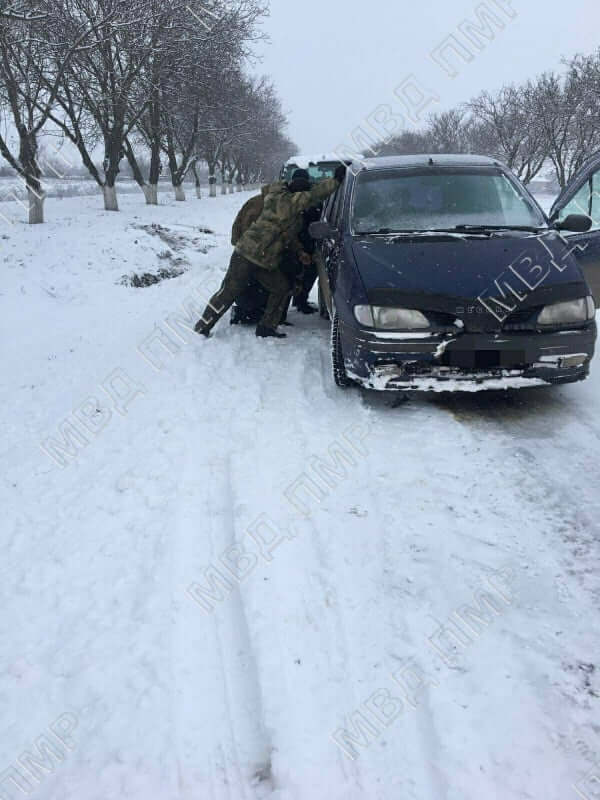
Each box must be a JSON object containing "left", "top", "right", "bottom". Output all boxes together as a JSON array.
[{"left": 255, "top": 0, "right": 599, "bottom": 154}]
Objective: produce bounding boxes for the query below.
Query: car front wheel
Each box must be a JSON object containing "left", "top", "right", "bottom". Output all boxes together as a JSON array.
[
  {"left": 318, "top": 283, "right": 329, "bottom": 319},
  {"left": 331, "top": 313, "right": 353, "bottom": 388}
]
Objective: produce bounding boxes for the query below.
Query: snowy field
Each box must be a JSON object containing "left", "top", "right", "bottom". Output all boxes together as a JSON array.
[
  {"left": 2, "top": 190, "right": 600, "bottom": 800},
  {"left": 0, "top": 176, "right": 148, "bottom": 203}
]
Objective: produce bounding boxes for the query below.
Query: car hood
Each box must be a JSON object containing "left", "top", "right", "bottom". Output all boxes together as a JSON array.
[{"left": 350, "top": 232, "right": 589, "bottom": 331}]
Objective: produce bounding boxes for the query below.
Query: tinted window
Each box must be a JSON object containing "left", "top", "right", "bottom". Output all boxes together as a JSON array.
[{"left": 351, "top": 168, "right": 546, "bottom": 233}]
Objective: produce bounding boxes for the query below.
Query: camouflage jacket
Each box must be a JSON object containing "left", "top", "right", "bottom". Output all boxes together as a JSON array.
[
  {"left": 235, "top": 177, "right": 340, "bottom": 271},
  {"left": 231, "top": 183, "right": 280, "bottom": 246}
]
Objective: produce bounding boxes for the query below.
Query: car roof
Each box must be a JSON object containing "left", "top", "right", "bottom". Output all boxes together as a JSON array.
[
  {"left": 284, "top": 153, "right": 341, "bottom": 167},
  {"left": 357, "top": 154, "right": 503, "bottom": 170}
]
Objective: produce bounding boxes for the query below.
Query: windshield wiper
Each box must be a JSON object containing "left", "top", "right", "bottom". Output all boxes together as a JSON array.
[
  {"left": 452, "top": 224, "right": 546, "bottom": 233},
  {"left": 357, "top": 228, "right": 459, "bottom": 236}
]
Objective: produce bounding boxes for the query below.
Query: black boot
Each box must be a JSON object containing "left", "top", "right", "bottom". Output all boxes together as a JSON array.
[
  {"left": 256, "top": 325, "right": 287, "bottom": 339},
  {"left": 194, "top": 320, "right": 212, "bottom": 337}
]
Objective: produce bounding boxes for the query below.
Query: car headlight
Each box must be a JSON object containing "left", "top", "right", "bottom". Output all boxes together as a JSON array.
[
  {"left": 537, "top": 297, "right": 595, "bottom": 326},
  {"left": 354, "top": 305, "right": 375, "bottom": 326},
  {"left": 353, "top": 305, "right": 429, "bottom": 330}
]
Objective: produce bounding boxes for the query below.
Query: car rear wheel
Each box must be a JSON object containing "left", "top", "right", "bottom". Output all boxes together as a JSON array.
[{"left": 331, "top": 313, "right": 353, "bottom": 388}]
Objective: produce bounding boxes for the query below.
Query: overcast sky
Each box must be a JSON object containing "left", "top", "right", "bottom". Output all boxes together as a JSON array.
[{"left": 255, "top": 0, "right": 600, "bottom": 155}]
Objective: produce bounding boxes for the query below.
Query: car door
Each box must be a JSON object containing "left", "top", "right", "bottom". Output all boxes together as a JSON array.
[
  {"left": 315, "top": 183, "right": 344, "bottom": 315},
  {"left": 549, "top": 152, "right": 600, "bottom": 306}
]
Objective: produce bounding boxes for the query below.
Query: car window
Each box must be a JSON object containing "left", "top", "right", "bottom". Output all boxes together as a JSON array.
[
  {"left": 558, "top": 179, "right": 592, "bottom": 224},
  {"left": 330, "top": 185, "right": 344, "bottom": 229},
  {"left": 322, "top": 192, "right": 336, "bottom": 222},
  {"left": 351, "top": 168, "right": 545, "bottom": 233},
  {"left": 308, "top": 163, "right": 337, "bottom": 181},
  {"left": 591, "top": 170, "right": 600, "bottom": 231}
]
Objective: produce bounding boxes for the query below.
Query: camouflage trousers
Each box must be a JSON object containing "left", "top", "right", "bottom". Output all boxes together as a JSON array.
[{"left": 199, "top": 251, "right": 292, "bottom": 331}]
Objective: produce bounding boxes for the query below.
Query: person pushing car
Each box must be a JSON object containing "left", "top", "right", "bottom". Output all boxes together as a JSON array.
[{"left": 194, "top": 163, "right": 346, "bottom": 339}]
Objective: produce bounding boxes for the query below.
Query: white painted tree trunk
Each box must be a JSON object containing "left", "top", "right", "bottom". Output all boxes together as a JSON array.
[
  {"left": 209, "top": 183, "right": 217, "bottom": 198},
  {"left": 175, "top": 185, "right": 186, "bottom": 201},
  {"left": 27, "top": 188, "right": 45, "bottom": 224},
  {"left": 195, "top": 185, "right": 202, "bottom": 199},
  {"left": 228, "top": 183, "right": 234, "bottom": 194},
  {"left": 236, "top": 184, "right": 242, "bottom": 193},
  {"left": 221, "top": 182, "right": 227, "bottom": 195},
  {"left": 103, "top": 185, "right": 119, "bottom": 211},
  {"left": 142, "top": 184, "right": 159, "bottom": 205}
]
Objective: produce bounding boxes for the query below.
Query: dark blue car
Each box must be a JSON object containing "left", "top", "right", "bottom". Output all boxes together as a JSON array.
[{"left": 310, "top": 154, "right": 599, "bottom": 392}]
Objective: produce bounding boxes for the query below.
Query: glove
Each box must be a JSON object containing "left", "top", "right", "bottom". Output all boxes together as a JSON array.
[{"left": 334, "top": 163, "right": 347, "bottom": 183}]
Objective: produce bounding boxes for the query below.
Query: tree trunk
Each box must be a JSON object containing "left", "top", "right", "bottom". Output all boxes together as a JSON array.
[
  {"left": 209, "top": 179, "right": 217, "bottom": 198},
  {"left": 103, "top": 185, "right": 119, "bottom": 211},
  {"left": 27, "top": 186, "right": 45, "bottom": 224},
  {"left": 124, "top": 138, "right": 148, "bottom": 200},
  {"left": 142, "top": 184, "right": 159, "bottom": 205},
  {"left": 191, "top": 162, "right": 201, "bottom": 198},
  {"left": 19, "top": 136, "right": 45, "bottom": 224},
  {"left": 175, "top": 184, "right": 186, "bottom": 201}
]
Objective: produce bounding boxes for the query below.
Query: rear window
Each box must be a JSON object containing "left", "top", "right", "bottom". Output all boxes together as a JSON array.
[{"left": 351, "top": 167, "right": 546, "bottom": 233}]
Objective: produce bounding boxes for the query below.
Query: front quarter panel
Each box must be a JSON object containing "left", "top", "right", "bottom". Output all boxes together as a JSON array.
[{"left": 333, "top": 235, "right": 369, "bottom": 325}]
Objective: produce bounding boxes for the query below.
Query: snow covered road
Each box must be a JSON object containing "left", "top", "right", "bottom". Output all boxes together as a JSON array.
[{"left": 1, "top": 191, "right": 599, "bottom": 800}]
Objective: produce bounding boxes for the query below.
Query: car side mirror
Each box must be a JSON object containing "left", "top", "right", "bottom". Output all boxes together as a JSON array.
[
  {"left": 555, "top": 213, "right": 593, "bottom": 233},
  {"left": 309, "top": 220, "right": 335, "bottom": 240}
]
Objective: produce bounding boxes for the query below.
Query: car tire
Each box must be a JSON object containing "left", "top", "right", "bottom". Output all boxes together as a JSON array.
[
  {"left": 318, "top": 283, "right": 329, "bottom": 319},
  {"left": 331, "top": 313, "right": 353, "bottom": 388}
]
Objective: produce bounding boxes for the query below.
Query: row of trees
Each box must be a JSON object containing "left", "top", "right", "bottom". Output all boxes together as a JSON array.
[
  {"left": 373, "top": 49, "right": 600, "bottom": 190},
  {"left": 0, "top": 0, "right": 296, "bottom": 223}
]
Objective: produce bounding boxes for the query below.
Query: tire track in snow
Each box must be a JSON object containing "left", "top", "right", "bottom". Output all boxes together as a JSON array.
[
  {"left": 215, "top": 328, "right": 379, "bottom": 799},
  {"left": 168, "top": 353, "right": 275, "bottom": 799}
]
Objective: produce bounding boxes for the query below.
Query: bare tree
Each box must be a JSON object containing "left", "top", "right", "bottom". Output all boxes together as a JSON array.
[
  {"left": 561, "top": 51, "right": 600, "bottom": 181},
  {"left": 530, "top": 72, "right": 584, "bottom": 189},
  {"left": 466, "top": 86, "right": 545, "bottom": 182},
  {"left": 427, "top": 109, "right": 474, "bottom": 154},
  {"left": 0, "top": 0, "right": 108, "bottom": 222},
  {"left": 42, "top": 0, "right": 173, "bottom": 211}
]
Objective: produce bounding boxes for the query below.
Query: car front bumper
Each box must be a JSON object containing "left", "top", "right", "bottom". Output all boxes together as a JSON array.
[{"left": 341, "top": 321, "right": 597, "bottom": 392}]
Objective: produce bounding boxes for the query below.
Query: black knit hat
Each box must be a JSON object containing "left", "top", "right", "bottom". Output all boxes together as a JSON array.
[{"left": 291, "top": 168, "right": 310, "bottom": 182}]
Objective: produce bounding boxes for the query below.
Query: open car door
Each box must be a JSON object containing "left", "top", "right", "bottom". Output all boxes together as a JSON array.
[{"left": 549, "top": 151, "right": 600, "bottom": 306}]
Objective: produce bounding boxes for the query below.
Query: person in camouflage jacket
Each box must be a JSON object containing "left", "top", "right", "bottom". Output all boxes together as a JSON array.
[
  {"left": 195, "top": 165, "right": 345, "bottom": 339},
  {"left": 234, "top": 175, "right": 340, "bottom": 271},
  {"left": 230, "top": 183, "right": 281, "bottom": 247}
]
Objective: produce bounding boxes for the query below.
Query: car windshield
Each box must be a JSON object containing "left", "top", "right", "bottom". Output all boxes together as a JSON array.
[{"left": 351, "top": 167, "right": 547, "bottom": 233}]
